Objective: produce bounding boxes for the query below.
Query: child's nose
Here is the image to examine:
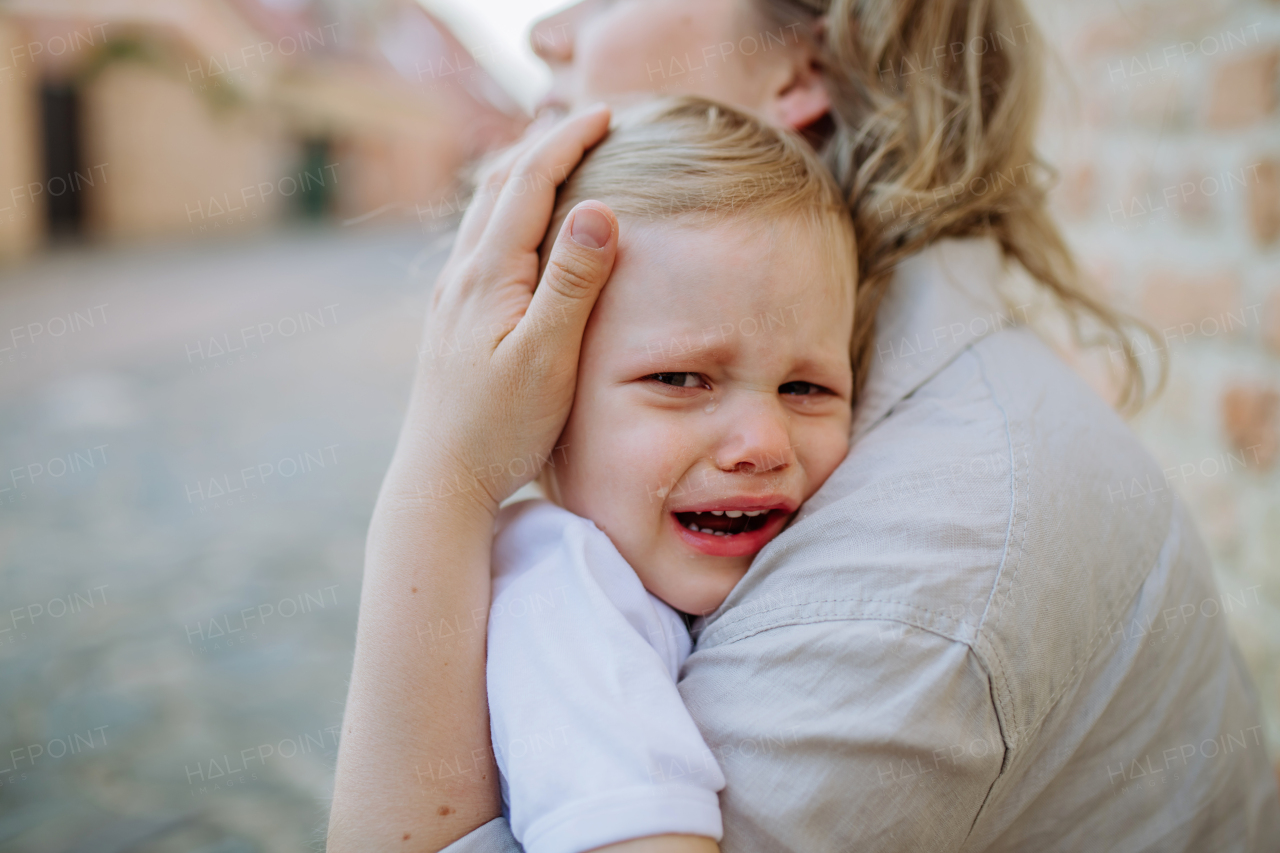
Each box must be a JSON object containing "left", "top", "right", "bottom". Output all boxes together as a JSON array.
[{"left": 712, "top": 396, "right": 794, "bottom": 474}]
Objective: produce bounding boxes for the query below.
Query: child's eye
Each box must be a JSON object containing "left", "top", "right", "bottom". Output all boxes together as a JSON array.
[
  {"left": 779, "top": 381, "right": 830, "bottom": 396},
  {"left": 648, "top": 372, "right": 706, "bottom": 389}
]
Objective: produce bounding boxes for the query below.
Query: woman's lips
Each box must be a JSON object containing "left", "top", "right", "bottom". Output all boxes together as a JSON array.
[{"left": 669, "top": 508, "right": 792, "bottom": 558}]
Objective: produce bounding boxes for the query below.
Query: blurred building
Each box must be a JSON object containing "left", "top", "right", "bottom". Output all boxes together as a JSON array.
[{"left": 0, "top": 0, "right": 524, "bottom": 261}]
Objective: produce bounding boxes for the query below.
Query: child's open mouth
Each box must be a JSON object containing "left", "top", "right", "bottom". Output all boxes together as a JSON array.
[
  {"left": 669, "top": 506, "right": 793, "bottom": 558},
  {"left": 675, "top": 510, "right": 773, "bottom": 536}
]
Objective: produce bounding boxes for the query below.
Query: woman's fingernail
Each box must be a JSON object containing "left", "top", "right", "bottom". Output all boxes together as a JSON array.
[{"left": 570, "top": 207, "right": 611, "bottom": 249}]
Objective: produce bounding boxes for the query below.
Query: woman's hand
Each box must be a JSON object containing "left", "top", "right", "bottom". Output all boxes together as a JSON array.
[
  {"left": 329, "top": 107, "right": 619, "bottom": 852},
  {"left": 395, "top": 105, "right": 620, "bottom": 515}
]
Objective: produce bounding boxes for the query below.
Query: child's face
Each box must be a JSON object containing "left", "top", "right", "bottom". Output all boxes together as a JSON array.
[{"left": 552, "top": 216, "right": 854, "bottom": 616}]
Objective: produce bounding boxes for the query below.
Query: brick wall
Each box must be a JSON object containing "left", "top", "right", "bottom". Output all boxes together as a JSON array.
[{"left": 1029, "top": 0, "right": 1280, "bottom": 769}]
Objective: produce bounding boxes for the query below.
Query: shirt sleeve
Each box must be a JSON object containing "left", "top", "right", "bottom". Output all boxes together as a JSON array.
[
  {"left": 488, "top": 502, "right": 724, "bottom": 853},
  {"left": 678, "top": 620, "right": 1004, "bottom": 853},
  {"left": 449, "top": 620, "right": 1000, "bottom": 853},
  {"left": 438, "top": 818, "right": 521, "bottom": 853}
]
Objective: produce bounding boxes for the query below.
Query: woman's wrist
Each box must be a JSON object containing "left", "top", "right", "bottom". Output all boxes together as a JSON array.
[
  {"left": 332, "top": 447, "right": 503, "bottom": 852},
  {"left": 377, "top": 436, "right": 506, "bottom": 523},
  {"left": 365, "top": 462, "right": 502, "bottom": 599}
]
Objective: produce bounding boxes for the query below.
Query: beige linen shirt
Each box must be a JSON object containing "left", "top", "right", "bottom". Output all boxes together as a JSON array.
[{"left": 447, "top": 238, "right": 1279, "bottom": 852}]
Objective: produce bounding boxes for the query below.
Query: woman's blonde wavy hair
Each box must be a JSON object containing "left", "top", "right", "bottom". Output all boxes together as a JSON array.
[{"left": 751, "top": 0, "right": 1161, "bottom": 411}]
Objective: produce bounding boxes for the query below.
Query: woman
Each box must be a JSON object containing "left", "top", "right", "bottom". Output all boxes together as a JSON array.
[{"left": 328, "top": 1, "right": 1278, "bottom": 850}]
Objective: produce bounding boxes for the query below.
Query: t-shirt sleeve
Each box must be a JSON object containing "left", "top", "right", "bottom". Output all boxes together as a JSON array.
[
  {"left": 678, "top": 620, "right": 1003, "bottom": 853},
  {"left": 438, "top": 818, "right": 522, "bottom": 853},
  {"left": 487, "top": 502, "right": 724, "bottom": 853}
]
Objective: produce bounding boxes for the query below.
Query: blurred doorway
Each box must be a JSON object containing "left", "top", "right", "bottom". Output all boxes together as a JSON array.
[
  {"left": 298, "top": 137, "right": 336, "bottom": 221},
  {"left": 39, "top": 82, "right": 84, "bottom": 239}
]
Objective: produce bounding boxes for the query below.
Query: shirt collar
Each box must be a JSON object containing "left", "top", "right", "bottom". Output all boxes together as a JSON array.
[{"left": 852, "top": 237, "right": 1017, "bottom": 440}]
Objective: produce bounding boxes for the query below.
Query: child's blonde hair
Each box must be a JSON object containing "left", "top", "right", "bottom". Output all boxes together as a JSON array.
[
  {"left": 545, "top": 96, "right": 857, "bottom": 286},
  {"left": 537, "top": 96, "right": 857, "bottom": 501}
]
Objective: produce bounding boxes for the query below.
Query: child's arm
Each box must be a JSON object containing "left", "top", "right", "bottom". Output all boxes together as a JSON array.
[{"left": 489, "top": 501, "right": 724, "bottom": 853}]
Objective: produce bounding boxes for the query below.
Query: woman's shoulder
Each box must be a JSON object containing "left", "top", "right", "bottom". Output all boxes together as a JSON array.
[
  {"left": 715, "top": 323, "right": 1175, "bottom": 625},
  {"left": 769, "top": 236, "right": 1175, "bottom": 638},
  {"left": 693, "top": 235, "right": 1199, "bottom": 750},
  {"left": 699, "top": 319, "right": 1190, "bottom": 724}
]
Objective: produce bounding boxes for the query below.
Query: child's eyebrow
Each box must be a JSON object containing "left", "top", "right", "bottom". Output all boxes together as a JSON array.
[
  {"left": 788, "top": 355, "right": 855, "bottom": 389},
  {"left": 632, "top": 330, "right": 739, "bottom": 367}
]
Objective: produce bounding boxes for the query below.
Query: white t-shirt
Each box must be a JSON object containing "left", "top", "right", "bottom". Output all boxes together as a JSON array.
[{"left": 487, "top": 498, "right": 725, "bottom": 853}]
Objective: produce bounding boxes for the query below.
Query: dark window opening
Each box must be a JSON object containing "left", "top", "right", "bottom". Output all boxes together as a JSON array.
[
  {"left": 40, "top": 83, "right": 85, "bottom": 239},
  {"left": 297, "top": 138, "right": 336, "bottom": 221}
]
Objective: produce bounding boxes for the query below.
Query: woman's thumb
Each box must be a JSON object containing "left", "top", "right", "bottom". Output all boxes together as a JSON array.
[{"left": 522, "top": 202, "right": 618, "bottom": 346}]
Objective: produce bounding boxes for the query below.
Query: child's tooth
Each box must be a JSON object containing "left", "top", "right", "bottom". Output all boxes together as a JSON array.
[
  {"left": 710, "top": 510, "right": 724, "bottom": 516},
  {"left": 725, "top": 510, "right": 743, "bottom": 518},
  {"left": 744, "top": 510, "right": 762, "bottom": 517},
  {"left": 713, "top": 531, "right": 725, "bottom": 536}
]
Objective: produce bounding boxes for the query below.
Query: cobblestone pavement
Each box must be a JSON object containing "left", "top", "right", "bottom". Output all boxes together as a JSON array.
[{"left": 0, "top": 225, "right": 446, "bottom": 852}]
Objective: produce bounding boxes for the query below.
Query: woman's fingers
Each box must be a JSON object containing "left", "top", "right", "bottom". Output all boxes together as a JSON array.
[
  {"left": 437, "top": 106, "right": 612, "bottom": 322},
  {"left": 454, "top": 136, "right": 533, "bottom": 254},
  {"left": 455, "top": 108, "right": 595, "bottom": 255},
  {"left": 508, "top": 201, "right": 619, "bottom": 367},
  {"left": 481, "top": 105, "right": 611, "bottom": 258}
]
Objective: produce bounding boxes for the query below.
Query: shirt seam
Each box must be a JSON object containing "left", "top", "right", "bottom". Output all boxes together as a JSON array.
[
  {"left": 968, "top": 344, "right": 1028, "bottom": 753},
  {"left": 960, "top": 527, "right": 1184, "bottom": 851},
  {"left": 697, "top": 596, "right": 977, "bottom": 648},
  {"left": 698, "top": 605, "right": 978, "bottom": 650},
  {"left": 1033, "top": 509, "right": 1183, "bottom": 729},
  {"left": 966, "top": 675, "right": 1013, "bottom": 850},
  {"left": 694, "top": 611, "right": 1016, "bottom": 853}
]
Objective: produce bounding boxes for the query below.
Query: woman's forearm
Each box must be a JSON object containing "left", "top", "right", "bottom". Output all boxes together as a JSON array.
[
  {"left": 329, "top": 454, "right": 503, "bottom": 851},
  {"left": 327, "top": 106, "right": 617, "bottom": 851}
]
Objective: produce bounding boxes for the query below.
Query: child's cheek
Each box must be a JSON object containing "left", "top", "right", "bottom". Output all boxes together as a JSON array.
[
  {"left": 798, "top": 419, "right": 853, "bottom": 497},
  {"left": 597, "top": 418, "right": 683, "bottom": 507},
  {"left": 642, "top": 421, "right": 702, "bottom": 500}
]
